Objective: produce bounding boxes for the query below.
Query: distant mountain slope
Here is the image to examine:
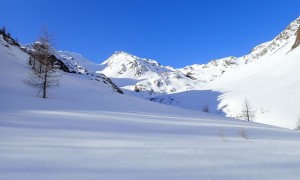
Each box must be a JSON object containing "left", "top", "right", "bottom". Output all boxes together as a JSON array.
[
  {"left": 178, "top": 56, "right": 239, "bottom": 82},
  {"left": 210, "top": 27, "right": 300, "bottom": 129},
  {"left": 96, "top": 16, "right": 300, "bottom": 129}
]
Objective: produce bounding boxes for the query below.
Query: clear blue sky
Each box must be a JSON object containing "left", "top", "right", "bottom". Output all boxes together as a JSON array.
[{"left": 1, "top": 0, "right": 299, "bottom": 68}]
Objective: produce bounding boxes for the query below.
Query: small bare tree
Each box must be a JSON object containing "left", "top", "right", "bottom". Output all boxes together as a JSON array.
[
  {"left": 202, "top": 105, "right": 209, "bottom": 113},
  {"left": 241, "top": 99, "right": 255, "bottom": 121},
  {"left": 296, "top": 118, "right": 300, "bottom": 130},
  {"left": 25, "top": 28, "right": 59, "bottom": 98},
  {"left": 239, "top": 127, "right": 248, "bottom": 139}
]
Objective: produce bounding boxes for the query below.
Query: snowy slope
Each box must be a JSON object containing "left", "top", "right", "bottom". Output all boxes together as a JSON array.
[
  {"left": 54, "top": 50, "right": 100, "bottom": 74},
  {"left": 1, "top": 28, "right": 300, "bottom": 180},
  {"left": 210, "top": 35, "right": 300, "bottom": 129},
  {"left": 96, "top": 16, "right": 300, "bottom": 129},
  {"left": 180, "top": 16, "right": 300, "bottom": 80},
  {"left": 21, "top": 41, "right": 123, "bottom": 94},
  {"left": 202, "top": 17, "right": 300, "bottom": 129},
  {"left": 179, "top": 56, "right": 239, "bottom": 82},
  {"left": 243, "top": 16, "right": 300, "bottom": 62}
]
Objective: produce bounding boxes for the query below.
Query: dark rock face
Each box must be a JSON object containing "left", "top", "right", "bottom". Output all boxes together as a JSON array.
[
  {"left": 291, "top": 26, "right": 300, "bottom": 50},
  {"left": 91, "top": 73, "right": 124, "bottom": 94},
  {"left": 55, "top": 59, "right": 71, "bottom": 72},
  {"left": 0, "top": 30, "right": 20, "bottom": 47}
]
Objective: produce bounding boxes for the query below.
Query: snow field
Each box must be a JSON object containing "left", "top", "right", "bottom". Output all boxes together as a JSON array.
[
  {"left": 1, "top": 109, "right": 300, "bottom": 180},
  {"left": 1, "top": 20, "right": 300, "bottom": 179}
]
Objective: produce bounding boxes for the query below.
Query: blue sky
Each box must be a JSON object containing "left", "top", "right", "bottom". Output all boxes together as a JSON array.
[{"left": 1, "top": 0, "right": 299, "bottom": 68}]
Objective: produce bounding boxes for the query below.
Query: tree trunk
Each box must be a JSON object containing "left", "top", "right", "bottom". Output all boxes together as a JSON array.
[
  {"left": 39, "top": 63, "right": 42, "bottom": 74},
  {"left": 42, "top": 56, "right": 48, "bottom": 99},
  {"left": 33, "top": 58, "right": 36, "bottom": 70},
  {"left": 246, "top": 101, "right": 250, "bottom": 121},
  {"left": 42, "top": 66, "right": 47, "bottom": 98}
]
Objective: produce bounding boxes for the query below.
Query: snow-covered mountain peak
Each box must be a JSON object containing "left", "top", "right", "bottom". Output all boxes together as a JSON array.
[
  {"left": 104, "top": 51, "right": 140, "bottom": 63},
  {"left": 103, "top": 51, "right": 161, "bottom": 67},
  {"left": 101, "top": 51, "right": 171, "bottom": 78}
]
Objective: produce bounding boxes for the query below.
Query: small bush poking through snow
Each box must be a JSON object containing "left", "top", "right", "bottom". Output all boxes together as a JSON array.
[
  {"left": 239, "top": 127, "right": 248, "bottom": 139},
  {"left": 218, "top": 128, "right": 226, "bottom": 142}
]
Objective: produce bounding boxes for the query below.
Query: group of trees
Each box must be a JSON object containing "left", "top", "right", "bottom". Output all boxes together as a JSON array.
[{"left": 25, "top": 29, "right": 59, "bottom": 98}]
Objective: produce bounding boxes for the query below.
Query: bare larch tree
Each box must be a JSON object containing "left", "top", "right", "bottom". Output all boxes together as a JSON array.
[
  {"left": 241, "top": 99, "right": 255, "bottom": 121},
  {"left": 25, "top": 28, "right": 59, "bottom": 98}
]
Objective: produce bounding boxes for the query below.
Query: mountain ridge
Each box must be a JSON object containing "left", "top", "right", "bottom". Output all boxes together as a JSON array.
[{"left": 94, "top": 16, "right": 300, "bottom": 129}]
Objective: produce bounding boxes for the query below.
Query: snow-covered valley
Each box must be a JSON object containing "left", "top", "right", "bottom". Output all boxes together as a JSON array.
[
  {"left": 89, "top": 16, "right": 300, "bottom": 129},
  {"left": 1, "top": 16, "right": 300, "bottom": 180}
]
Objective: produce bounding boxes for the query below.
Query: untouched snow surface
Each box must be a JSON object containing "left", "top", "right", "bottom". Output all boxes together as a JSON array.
[{"left": 1, "top": 29, "right": 300, "bottom": 180}]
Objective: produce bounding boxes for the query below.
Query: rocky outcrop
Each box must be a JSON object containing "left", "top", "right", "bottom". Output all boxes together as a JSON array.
[{"left": 291, "top": 26, "right": 300, "bottom": 50}]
